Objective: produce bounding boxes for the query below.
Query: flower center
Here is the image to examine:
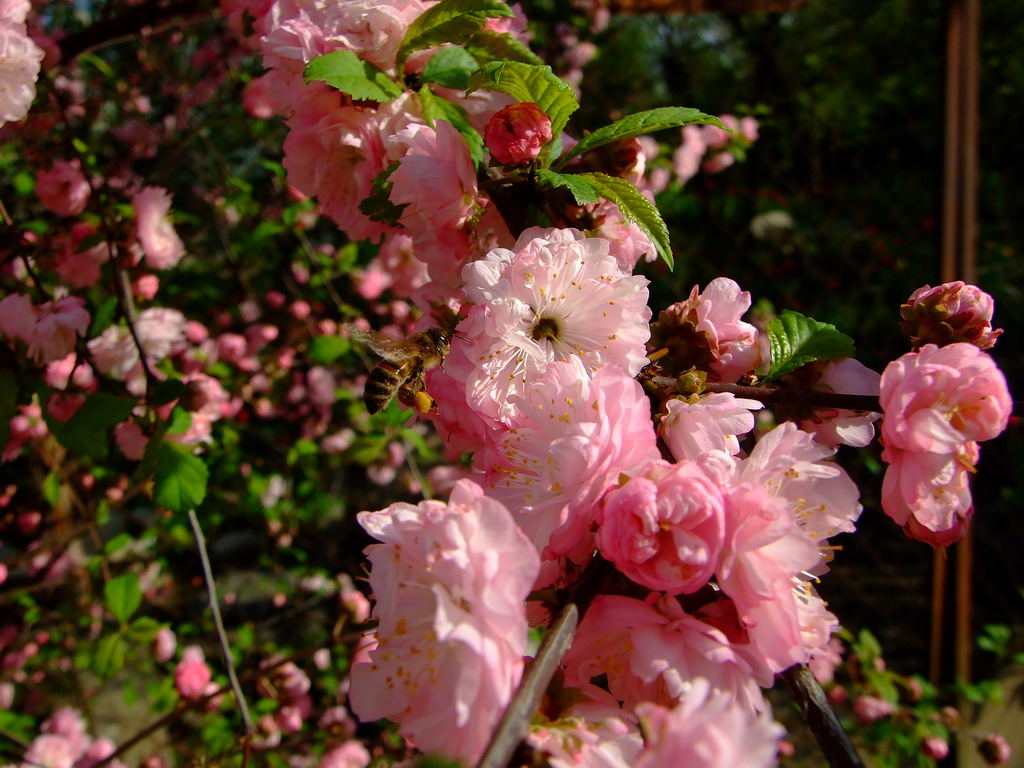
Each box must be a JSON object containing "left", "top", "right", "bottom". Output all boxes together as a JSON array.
[{"left": 531, "top": 316, "right": 562, "bottom": 343}]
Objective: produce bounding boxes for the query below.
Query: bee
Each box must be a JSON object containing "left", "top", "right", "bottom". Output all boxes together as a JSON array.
[{"left": 347, "top": 325, "right": 452, "bottom": 414}]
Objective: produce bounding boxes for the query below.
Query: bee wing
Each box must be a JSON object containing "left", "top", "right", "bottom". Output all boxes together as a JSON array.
[{"left": 346, "top": 325, "right": 419, "bottom": 362}]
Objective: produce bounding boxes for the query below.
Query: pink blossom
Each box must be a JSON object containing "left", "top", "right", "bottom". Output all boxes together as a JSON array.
[
  {"left": 923, "top": 736, "right": 949, "bottom": 760},
  {"left": 350, "top": 479, "right": 540, "bottom": 764},
  {"left": 42, "top": 707, "right": 89, "bottom": 754},
  {"left": 0, "top": 292, "right": 37, "bottom": 341},
  {"left": 388, "top": 119, "right": 484, "bottom": 275},
  {"left": 588, "top": 199, "right": 656, "bottom": 272},
  {"left": 153, "top": 627, "right": 176, "bottom": 663},
  {"left": 880, "top": 442, "right": 977, "bottom": 547},
  {"left": 75, "top": 738, "right": 126, "bottom": 768},
  {"left": 797, "top": 358, "right": 881, "bottom": 448},
  {"left": 527, "top": 694, "right": 642, "bottom": 768},
  {"left": 53, "top": 238, "right": 108, "bottom": 289},
  {"left": 242, "top": 74, "right": 275, "bottom": 119},
  {"left": 596, "top": 460, "right": 725, "bottom": 595},
  {"left": 26, "top": 297, "right": 90, "bottom": 365},
  {"left": 480, "top": 359, "right": 659, "bottom": 562},
  {"left": 651, "top": 277, "right": 760, "bottom": 383},
  {"left": 445, "top": 227, "right": 650, "bottom": 427},
  {"left": 35, "top": 160, "right": 91, "bottom": 216},
  {"left": 132, "top": 187, "right": 185, "bottom": 270},
  {"left": 659, "top": 392, "right": 762, "bottom": 462},
  {"left": 484, "top": 101, "right": 553, "bottom": 165},
  {"left": 0, "top": 10, "right": 44, "bottom": 127},
  {"left": 702, "top": 151, "right": 736, "bottom": 173},
  {"left": 318, "top": 741, "right": 370, "bottom": 768},
  {"left": 900, "top": 281, "right": 1002, "bottom": 349},
  {"left": 880, "top": 343, "right": 1011, "bottom": 454},
  {"left": 23, "top": 734, "right": 78, "bottom": 768},
  {"left": 977, "top": 733, "right": 1012, "bottom": 766},
  {"left": 673, "top": 124, "right": 706, "bottom": 184},
  {"left": 561, "top": 594, "right": 770, "bottom": 713},
  {"left": 87, "top": 327, "right": 139, "bottom": 380},
  {"left": 174, "top": 645, "right": 213, "bottom": 699},
  {"left": 853, "top": 695, "right": 894, "bottom": 723},
  {"left": 634, "top": 680, "right": 784, "bottom": 768},
  {"left": 134, "top": 274, "right": 160, "bottom": 300},
  {"left": 135, "top": 307, "right": 187, "bottom": 360}
]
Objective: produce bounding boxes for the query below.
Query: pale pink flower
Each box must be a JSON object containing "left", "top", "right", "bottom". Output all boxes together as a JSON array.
[
  {"left": 174, "top": 645, "right": 212, "bottom": 699},
  {"left": 596, "top": 459, "right": 725, "bottom": 595},
  {"left": 673, "top": 124, "right": 706, "bottom": 184},
  {"left": 900, "top": 281, "right": 1002, "bottom": 349},
  {"left": 23, "top": 734, "right": 78, "bottom": 768},
  {"left": 651, "top": 277, "right": 760, "bottom": 383},
  {"left": 484, "top": 101, "right": 553, "bottom": 165},
  {"left": 242, "top": 74, "right": 275, "bottom": 119},
  {"left": 853, "top": 695, "right": 894, "bottom": 723},
  {"left": 634, "top": 680, "right": 784, "bottom": 768},
  {"left": 135, "top": 307, "right": 187, "bottom": 360},
  {"left": 388, "top": 119, "right": 484, "bottom": 275},
  {"left": 561, "top": 594, "right": 769, "bottom": 714},
  {"left": 0, "top": 13, "right": 44, "bottom": 127},
  {"left": 75, "top": 737, "right": 127, "bottom": 768},
  {"left": 880, "top": 442, "right": 977, "bottom": 547},
  {"left": 358, "top": 232, "right": 428, "bottom": 300},
  {"left": 880, "top": 343, "right": 1011, "bottom": 454},
  {"left": 42, "top": 707, "right": 89, "bottom": 754},
  {"left": 588, "top": 199, "right": 656, "bottom": 272},
  {"left": 797, "top": 358, "right": 881, "bottom": 448},
  {"left": 527, "top": 695, "right": 642, "bottom": 768},
  {"left": 153, "top": 627, "right": 176, "bottom": 663},
  {"left": 480, "top": 359, "right": 659, "bottom": 562},
  {"left": 318, "top": 741, "right": 370, "bottom": 768},
  {"left": 659, "top": 392, "right": 762, "bottom": 462},
  {"left": 702, "top": 151, "right": 736, "bottom": 174},
  {"left": 87, "top": 327, "right": 139, "bottom": 380},
  {"left": 26, "top": 297, "right": 90, "bottom": 364},
  {"left": 350, "top": 480, "right": 540, "bottom": 764},
  {"left": 445, "top": 227, "right": 650, "bottom": 427},
  {"left": 53, "top": 238, "right": 108, "bottom": 289},
  {"left": 132, "top": 187, "right": 185, "bottom": 270}
]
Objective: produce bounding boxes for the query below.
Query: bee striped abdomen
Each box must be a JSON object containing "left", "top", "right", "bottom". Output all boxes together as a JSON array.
[{"left": 364, "top": 360, "right": 411, "bottom": 414}]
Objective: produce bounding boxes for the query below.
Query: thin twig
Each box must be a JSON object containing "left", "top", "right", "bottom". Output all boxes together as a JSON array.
[
  {"left": 781, "top": 664, "right": 865, "bottom": 768},
  {"left": 188, "top": 509, "right": 254, "bottom": 733}
]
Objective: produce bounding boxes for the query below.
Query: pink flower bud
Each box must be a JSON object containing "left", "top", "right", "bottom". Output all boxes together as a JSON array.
[
  {"left": 899, "top": 281, "right": 1003, "bottom": 349},
  {"left": 978, "top": 733, "right": 1012, "bottom": 766},
  {"left": 923, "top": 736, "right": 949, "bottom": 760},
  {"left": 853, "top": 695, "right": 894, "bottom": 723},
  {"left": 174, "top": 645, "right": 212, "bottom": 699},
  {"left": 484, "top": 102, "right": 553, "bottom": 165}
]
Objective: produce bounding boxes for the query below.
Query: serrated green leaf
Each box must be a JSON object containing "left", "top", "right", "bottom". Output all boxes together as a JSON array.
[
  {"left": 422, "top": 45, "right": 480, "bottom": 90},
  {"left": 467, "top": 61, "right": 578, "bottom": 164},
  {"left": 105, "top": 573, "right": 142, "bottom": 623},
  {"left": 304, "top": 50, "right": 404, "bottom": 102},
  {"left": 153, "top": 442, "right": 208, "bottom": 512},
  {"left": 308, "top": 335, "right": 351, "bottom": 365},
  {"left": 397, "top": 0, "right": 512, "bottom": 73},
  {"left": 465, "top": 29, "right": 544, "bottom": 65},
  {"left": 0, "top": 369, "right": 16, "bottom": 449},
  {"left": 535, "top": 169, "right": 600, "bottom": 205},
  {"left": 419, "top": 86, "right": 485, "bottom": 166},
  {"left": 574, "top": 172, "right": 673, "bottom": 269},
  {"left": 51, "top": 392, "right": 137, "bottom": 459},
  {"left": 94, "top": 633, "right": 126, "bottom": 679},
  {"left": 765, "top": 310, "right": 856, "bottom": 382},
  {"left": 166, "top": 407, "right": 192, "bottom": 436},
  {"left": 556, "top": 107, "right": 723, "bottom": 168}
]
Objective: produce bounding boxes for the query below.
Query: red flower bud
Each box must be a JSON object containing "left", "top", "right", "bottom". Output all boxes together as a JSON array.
[{"left": 484, "top": 102, "right": 553, "bottom": 165}]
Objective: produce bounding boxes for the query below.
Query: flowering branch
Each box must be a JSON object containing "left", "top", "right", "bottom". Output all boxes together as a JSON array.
[{"left": 782, "top": 664, "right": 865, "bottom": 768}]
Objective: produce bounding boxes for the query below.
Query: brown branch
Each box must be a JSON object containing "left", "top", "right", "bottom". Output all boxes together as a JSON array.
[
  {"left": 57, "top": 0, "right": 209, "bottom": 65},
  {"left": 704, "top": 382, "right": 882, "bottom": 413},
  {"left": 781, "top": 665, "right": 865, "bottom": 768}
]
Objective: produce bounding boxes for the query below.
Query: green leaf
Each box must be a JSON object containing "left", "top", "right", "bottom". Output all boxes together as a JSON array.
[
  {"left": 535, "top": 169, "right": 600, "bottom": 205},
  {"left": 304, "top": 50, "right": 404, "bottom": 102},
  {"left": 465, "top": 29, "right": 544, "bottom": 66},
  {"left": 765, "top": 310, "right": 856, "bottom": 382},
  {"left": 358, "top": 162, "right": 408, "bottom": 226},
  {"left": 308, "top": 335, "right": 351, "bottom": 365},
  {"left": 467, "top": 61, "right": 579, "bottom": 163},
  {"left": 153, "top": 442, "right": 208, "bottom": 512},
  {"left": 166, "top": 407, "right": 192, "bottom": 436},
  {"left": 348, "top": 434, "right": 390, "bottom": 465},
  {"left": 103, "top": 532, "right": 133, "bottom": 555},
  {"left": 93, "top": 633, "right": 126, "bottom": 679},
  {"left": 125, "top": 616, "right": 162, "bottom": 643},
  {"left": 556, "top": 107, "right": 723, "bottom": 168},
  {"left": 574, "top": 172, "right": 673, "bottom": 269},
  {"left": 0, "top": 369, "right": 16, "bottom": 450},
  {"left": 151, "top": 379, "right": 187, "bottom": 407},
  {"left": 50, "top": 392, "right": 137, "bottom": 459},
  {"left": 89, "top": 298, "right": 118, "bottom": 337},
  {"left": 419, "top": 86, "right": 485, "bottom": 166},
  {"left": 105, "top": 573, "right": 143, "bottom": 623},
  {"left": 422, "top": 45, "right": 480, "bottom": 90},
  {"left": 397, "top": 0, "right": 513, "bottom": 72}
]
